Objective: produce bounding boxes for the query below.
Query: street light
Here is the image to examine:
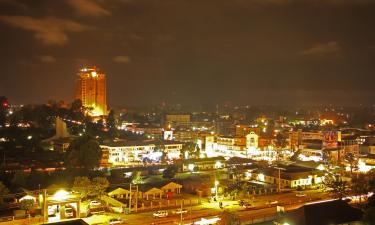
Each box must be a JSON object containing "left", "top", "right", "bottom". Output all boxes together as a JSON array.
[{"left": 53, "top": 190, "right": 69, "bottom": 201}]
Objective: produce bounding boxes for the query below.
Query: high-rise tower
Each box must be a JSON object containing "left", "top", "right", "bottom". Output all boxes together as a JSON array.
[{"left": 75, "top": 67, "right": 107, "bottom": 116}]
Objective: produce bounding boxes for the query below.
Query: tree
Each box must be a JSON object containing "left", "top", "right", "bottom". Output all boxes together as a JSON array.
[
  {"left": 0, "top": 181, "right": 9, "bottom": 204},
  {"left": 27, "top": 170, "right": 46, "bottom": 189},
  {"left": 20, "top": 199, "right": 35, "bottom": 213},
  {"left": 163, "top": 165, "right": 177, "bottom": 179},
  {"left": 11, "top": 170, "right": 27, "bottom": 187},
  {"left": 70, "top": 99, "right": 83, "bottom": 114},
  {"left": 181, "top": 142, "right": 200, "bottom": 159},
  {"left": 274, "top": 133, "right": 287, "bottom": 149},
  {"left": 130, "top": 171, "right": 143, "bottom": 184},
  {"left": 91, "top": 177, "right": 109, "bottom": 198},
  {"left": 345, "top": 153, "right": 357, "bottom": 175},
  {"left": 323, "top": 174, "right": 350, "bottom": 199},
  {"left": 154, "top": 140, "right": 167, "bottom": 163},
  {"left": 72, "top": 176, "right": 92, "bottom": 199},
  {"left": 107, "top": 110, "right": 118, "bottom": 138},
  {"left": 65, "top": 135, "right": 102, "bottom": 170}
]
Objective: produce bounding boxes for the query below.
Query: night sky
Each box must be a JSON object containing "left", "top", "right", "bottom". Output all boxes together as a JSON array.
[{"left": 1, "top": 0, "right": 375, "bottom": 107}]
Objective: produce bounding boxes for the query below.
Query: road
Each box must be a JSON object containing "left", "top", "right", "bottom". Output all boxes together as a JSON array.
[{"left": 82, "top": 189, "right": 329, "bottom": 225}]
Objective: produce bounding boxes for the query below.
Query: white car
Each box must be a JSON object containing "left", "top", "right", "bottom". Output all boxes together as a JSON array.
[
  {"left": 153, "top": 210, "right": 168, "bottom": 218},
  {"left": 268, "top": 200, "right": 279, "bottom": 205},
  {"left": 90, "top": 200, "right": 101, "bottom": 207},
  {"left": 109, "top": 218, "right": 123, "bottom": 224},
  {"left": 48, "top": 206, "right": 55, "bottom": 216},
  {"left": 172, "top": 208, "right": 188, "bottom": 214}
]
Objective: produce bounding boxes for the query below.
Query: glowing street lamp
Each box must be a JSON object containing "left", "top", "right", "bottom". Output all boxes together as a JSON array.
[{"left": 53, "top": 190, "right": 70, "bottom": 201}]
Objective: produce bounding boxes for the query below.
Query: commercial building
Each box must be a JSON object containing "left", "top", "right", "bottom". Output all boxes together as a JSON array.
[
  {"left": 165, "top": 114, "right": 190, "bottom": 127},
  {"left": 75, "top": 67, "right": 107, "bottom": 117},
  {"left": 100, "top": 140, "right": 183, "bottom": 166},
  {"left": 214, "top": 132, "right": 259, "bottom": 158}
]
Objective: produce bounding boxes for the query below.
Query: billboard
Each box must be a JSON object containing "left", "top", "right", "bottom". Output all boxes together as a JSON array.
[{"left": 322, "top": 131, "right": 341, "bottom": 149}]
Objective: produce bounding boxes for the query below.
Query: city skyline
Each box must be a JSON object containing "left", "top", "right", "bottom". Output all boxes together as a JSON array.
[{"left": 1, "top": 0, "right": 375, "bottom": 107}]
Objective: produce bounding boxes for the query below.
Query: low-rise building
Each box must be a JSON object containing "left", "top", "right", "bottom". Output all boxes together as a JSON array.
[
  {"left": 182, "top": 156, "right": 226, "bottom": 172},
  {"left": 250, "top": 165, "right": 324, "bottom": 189},
  {"left": 100, "top": 140, "right": 183, "bottom": 166}
]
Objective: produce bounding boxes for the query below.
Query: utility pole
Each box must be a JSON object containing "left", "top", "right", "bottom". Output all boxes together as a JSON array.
[
  {"left": 129, "top": 184, "right": 138, "bottom": 213},
  {"left": 180, "top": 199, "right": 183, "bottom": 224},
  {"left": 274, "top": 167, "right": 286, "bottom": 193},
  {"left": 43, "top": 189, "right": 47, "bottom": 222},
  {"left": 135, "top": 185, "right": 138, "bottom": 212},
  {"left": 129, "top": 184, "right": 132, "bottom": 214},
  {"left": 278, "top": 168, "right": 281, "bottom": 193}
]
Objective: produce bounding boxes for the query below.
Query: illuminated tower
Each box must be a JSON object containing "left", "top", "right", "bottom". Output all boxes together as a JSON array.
[{"left": 75, "top": 67, "right": 107, "bottom": 116}]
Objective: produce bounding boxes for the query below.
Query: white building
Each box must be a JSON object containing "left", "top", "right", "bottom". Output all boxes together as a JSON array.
[{"left": 100, "top": 140, "right": 183, "bottom": 166}]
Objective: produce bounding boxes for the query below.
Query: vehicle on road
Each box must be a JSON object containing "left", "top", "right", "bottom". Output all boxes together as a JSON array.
[
  {"left": 238, "top": 200, "right": 246, "bottom": 206},
  {"left": 109, "top": 218, "right": 123, "bottom": 224},
  {"left": 296, "top": 192, "right": 307, "bottom": 197},
  {"left": 172, "top": 208, "right": 188, "bottom": 214},
  {"left": 268, "top": 200, "right": 279, "bottom": 205},
  {"left": 153, "top": 210, "right": 168, "bottom": 218},
  {"left": 90, "top": 200, "right": 102, "bottom": 207},
  {"left": 242, "top": 203, "right": 253, "bottom": 209}
]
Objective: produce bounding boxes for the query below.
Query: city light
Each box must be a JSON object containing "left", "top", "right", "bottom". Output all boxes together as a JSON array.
[
  {"left": 188, "top": 164, "right": 195, "bottom": 172},
  {"left": 91, "top": 71, "right": 97, "bottom": 77},
  {"left": 258, "top": 173, "right": 265, "bottom": 182},
  {"left": 53, "top": 190, "right": 70, "bottom": 201}
]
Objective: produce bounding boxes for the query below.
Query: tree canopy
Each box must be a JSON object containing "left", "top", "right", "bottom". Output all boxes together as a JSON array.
[
  {"left": 65, "top": 135, "right": 102, "bottom": 170},
  {"left": 163, "top": 165, "right": 178, "bottom": 179},
  {"left": 0, "top": 181, "right": 9, "bottom": 204},
  {"left": 323, "top": 174, "right": 350, "bottom": 199}
]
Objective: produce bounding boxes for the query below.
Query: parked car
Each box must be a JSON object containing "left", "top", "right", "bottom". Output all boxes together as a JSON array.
[
  {"left": 90, "top": 200, "right": 101, "bottom": 207},
  {"left": 109, "top": 218, "right": 123, "bottom": 224},
  {"left": 48, "top": 206, "right": 55, "bottom": 217},
  {"left": 65, "top": 207, "right": 74, "bottom": 218},
  {"left": 296, "top": 192, "right": 306, "bottom": 197},
  {"left": 268, "top": 200, "right": 278, "bottom": 205},
  {"left": 153, "top": 210, "right": 168, "bottom": 218},
  {"left": 172, "top": 208, "right": 188, "bottom": 214}
]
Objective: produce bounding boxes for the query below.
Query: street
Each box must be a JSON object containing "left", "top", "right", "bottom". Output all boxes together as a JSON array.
[{"left": 82, "top": 189, "right": 330, "bottom": 225}]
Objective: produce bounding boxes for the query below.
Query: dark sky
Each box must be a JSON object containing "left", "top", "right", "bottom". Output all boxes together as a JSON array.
[{"left": 1, "top": 0, "right": 375, "bottom": 107}]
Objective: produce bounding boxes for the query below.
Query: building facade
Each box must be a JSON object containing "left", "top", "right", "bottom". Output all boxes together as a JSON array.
[
  {"left": 100, "top": 140, "right": 183, "bottom": 166},
  {"left": 75, "top": 67, "right": 107, "bottom": 116}
]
